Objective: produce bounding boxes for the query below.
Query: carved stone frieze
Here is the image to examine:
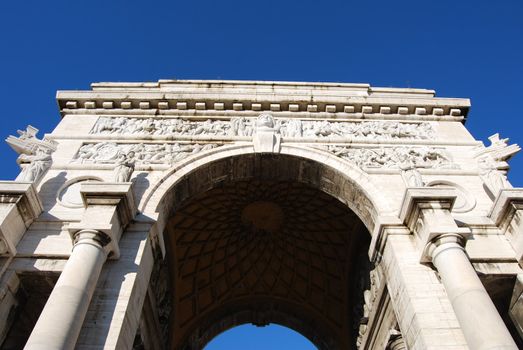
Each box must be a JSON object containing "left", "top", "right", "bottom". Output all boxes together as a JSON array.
[
  {"left": 73, "top": 142, "right": 219, "bottom": 165},
  {"left": 322, "top": 145, "right": 458, "bottom": 169},
  {"left": 90, "top": 116, "right": 434, "bottom": 140}
]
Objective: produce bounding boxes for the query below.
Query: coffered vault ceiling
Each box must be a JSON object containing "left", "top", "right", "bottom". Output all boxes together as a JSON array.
[{"left": 166, "top": 179, "right": 371, "bottom": 349}]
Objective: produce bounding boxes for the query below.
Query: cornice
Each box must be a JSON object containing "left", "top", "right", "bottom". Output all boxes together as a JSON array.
[{"left": 56, "top": 79, "right": 470, "bottom": 121}]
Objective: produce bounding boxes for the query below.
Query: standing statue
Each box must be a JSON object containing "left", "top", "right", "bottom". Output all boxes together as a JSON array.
[
  {"left": 6, "top": 125, "right": 57, "bottom": 184},
  {"left": 478, "top": 156, "right": 511, "bottom": 196},
  {"left": 17, "top": 147, "right": 53, "bottom": 182},
  {"left": 399, "top": 155, "right": 424, "bottom": 187},
  {"left": 113, "top": 151, "right": 136, "bottom": 182}
]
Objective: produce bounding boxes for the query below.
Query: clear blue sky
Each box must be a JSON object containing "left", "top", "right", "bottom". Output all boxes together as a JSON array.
[{"left": 1, "top": 1, "right": 522, "bottom": 348}]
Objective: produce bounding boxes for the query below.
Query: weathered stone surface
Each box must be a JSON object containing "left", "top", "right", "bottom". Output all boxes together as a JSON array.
[{"left": 1, "top": 79, "right": 521, "bottom": 349}]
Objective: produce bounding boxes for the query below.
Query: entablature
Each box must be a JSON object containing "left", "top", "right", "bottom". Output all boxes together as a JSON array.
[{"left": 57, "top": 79, "right": 470, "bottom": 121}]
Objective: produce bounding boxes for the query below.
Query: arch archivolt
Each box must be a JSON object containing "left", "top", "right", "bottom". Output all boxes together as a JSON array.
[
  {"left": 140, "top": 143, "right": 394, "bottom": 237},
  {"left": 137, "top": 143, "right": 389, "bottom": 349}
]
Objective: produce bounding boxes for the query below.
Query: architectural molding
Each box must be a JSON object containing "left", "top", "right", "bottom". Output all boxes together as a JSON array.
[
  {"left": 73, "top": 142, "right": 221, "bottom": 165},
  {"left": 320, "top": 145, "right": 458, "bottom": 170},
  {"left": 0, "top": 182, "right": 42, "bottom": 255},
  {"left": 68, "top": 182, "right": 136, "bottom": 258},
  {"left": 89, "top": 115, "right": 436, "bottom": 140},
  {"left": 4, "top": 79, "right": 523, "bottom": 350},
  {"left": 489, "top": 188, "right": 523, "bottom": 264},
  {"left": 398, "top": 187, "right": 463, "bottom": 262},
  {"left": 57, "top": 80, "right": 470, "bottom": 121}
]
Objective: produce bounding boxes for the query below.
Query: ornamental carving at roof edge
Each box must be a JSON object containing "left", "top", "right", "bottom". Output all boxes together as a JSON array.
[
  {"left": 6, "top": 125, "right": 58, "bottom": 183},
  {"left": 73, "top": 142, "right": 219, "bottom": 165},
  {"left": 90, "top": 116, "right": 435, "bottom": 140},
  {"left": 319, "top": 145, "right": 459, "bottom": 169}
]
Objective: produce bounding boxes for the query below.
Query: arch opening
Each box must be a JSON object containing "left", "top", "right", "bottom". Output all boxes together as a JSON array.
[
  {"left": 204, "top": 323, "right": 317, "bottom": 350},
  {"left": 154, "top": 153, "right": 375, "bottom": 349},
  {"left": 147, "top": 150, "right": 386, "bottom": 240}
]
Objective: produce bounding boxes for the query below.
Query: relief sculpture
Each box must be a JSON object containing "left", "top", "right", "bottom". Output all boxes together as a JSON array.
[
  {"left": 323, "top": 145, "right": 458, "bottom": 169},
  {"left": 474, "top": 133, "right": 521, "bottom": 195},
  {"left": 73, "top": 142, "right": 219, "bottom": 165},
  {"left": 6, "top": 125, "right": 58, "bottom": 183},
  {"left": 90, "top": 116, "right": 434, "bottom": 140}
]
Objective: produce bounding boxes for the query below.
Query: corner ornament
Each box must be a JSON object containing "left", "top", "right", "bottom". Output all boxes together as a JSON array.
[
  {"left": 253, "top": 114, "right": 281, "bottom": 153},
  {"left": 474, "top": 133, "right": 520, "bottom": 196},
  {"left": 6, "top": 125, "right": 57, "bottom": 184}
]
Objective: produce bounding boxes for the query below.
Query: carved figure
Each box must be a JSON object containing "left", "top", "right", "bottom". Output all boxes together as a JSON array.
[
  {"left": 256, "top": 114, "right": 275, "bottom": 129},
  {"left": 478, "top": 156, "right": 511, "bottom": 195},
  {"left": 400, "top": 162, "right": 424, "bottom": 187},
  {"left": 17, "top": 148, "right": 53, "bottom": 183},
  {"left": 253, "top": 114, "right": 281, "bottom": 153},
  {"left": 472, "top": 133, "right": 519, "bottom": 195},
  {"left": 113, "top": 151, "right": 136, "bottom": 182},
  {"left": 90, "top": 117, "right": 435, "bottom": 142},
  {"left": 6, "top": 125, "right": 58, "bottom": 183},
  {"left": 474, "top": 133, "right": 520, "bottom": 162},
  {"left": 74, "top": 142, "right": 219, "bottom": 165},
  {"left": 323, "top": 145, "right": 457, "bottom": 170},
  {"left": 357, "top": 268, "right": 381, "bottom": 347}
]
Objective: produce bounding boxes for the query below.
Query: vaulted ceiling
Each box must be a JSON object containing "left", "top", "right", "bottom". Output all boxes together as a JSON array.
[{"left": 166, "top": 179, "right": 370, "bottom": 349}]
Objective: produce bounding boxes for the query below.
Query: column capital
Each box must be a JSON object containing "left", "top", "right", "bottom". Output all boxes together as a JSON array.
[
  {"left": 424, "top": 232, "right": 467, "bottom": 263},
  {"left": 399, "top": 187, "right": 458, "bottom": 231},
  {"left": 0, "top": 181, "right": 42, "bottom": 255},
  {"left": 79, "top": 182, "right": 136, "bottom": 227},
  {"left": 399, "top": 187, "right": 471, "bottom": 262},
  {"left": 68, "top": 182, "right": 136, "bottom": 259},
  {"left": 72, "top": 229, "right": 111, "bottom": 252}
]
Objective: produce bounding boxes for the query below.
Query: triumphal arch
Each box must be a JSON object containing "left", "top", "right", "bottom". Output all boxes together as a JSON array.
[{"left": 0, "top": 80, "right": 522, "bottom": 349}]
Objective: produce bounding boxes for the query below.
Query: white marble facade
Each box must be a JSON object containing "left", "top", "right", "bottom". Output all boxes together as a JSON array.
[{"left": 0, "top": 80, "right": 522, "bottom": 349}]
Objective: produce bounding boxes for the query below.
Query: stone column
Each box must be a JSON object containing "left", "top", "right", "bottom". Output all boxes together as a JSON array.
[
  {"left": 24, "top": 229, "right": 109, "bottom": 350},
  {"left": 400, "top": 187, "right": 517, "bottom": 350},
  {"left": 24, "top": 182, "right": 136, "bottom": 350},
  {"left": 427, "top": 233, "right": 517, "bottom": 350}
]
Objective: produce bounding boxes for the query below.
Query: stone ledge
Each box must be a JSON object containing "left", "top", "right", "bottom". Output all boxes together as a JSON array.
[
  {"left": 0, "top": 182, "right": 43, "bottom": 255},
  {"left": 80, "top": 182, "right": 136, "bottom": 228},
  {"left": 68, "top": 182, "right": 137, "bottom": 259},
  {"left": 57, "top": 79, "right": 470, "bottom": 118},
  {"left": 489, "top": 188, "right": 523, "bottom": 227},
  {"left": 399, "top": 187, "right": 466, "bottom": 263},
  {"left": 399, "top": 187, "right": 457, "bottom": 230},
  {"left": 489, "top": 188, "right": 523, "bottom": 265},
  {"left": 0, "top": 182, "right": 42, "bottom": 226}
]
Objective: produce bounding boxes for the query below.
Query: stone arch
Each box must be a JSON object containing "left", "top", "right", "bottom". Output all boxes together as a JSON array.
[
  {"left": 138, "top": 144, "right": 391, "bottom": 349},
  {"left": 162, "top": 177, "right": 372, "bottom": 349},
  {"left": 140, "top": 144, "right": 392, "bottom": 238},
  {"left": 181, "top": 300, "right": 339, "bottom": 350}
]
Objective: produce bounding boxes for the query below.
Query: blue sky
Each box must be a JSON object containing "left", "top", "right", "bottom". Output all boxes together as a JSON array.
[
  {"left": 205, "top": 324, "right": 315, "bottom": 349},
  {"left": 0, "top": 0, "right": 522, "bottom": 348}
]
